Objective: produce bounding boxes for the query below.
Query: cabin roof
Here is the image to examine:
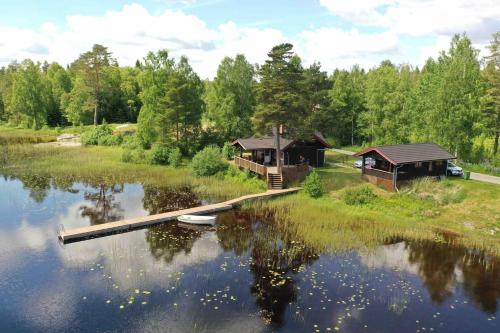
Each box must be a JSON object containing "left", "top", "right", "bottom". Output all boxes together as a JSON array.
[
  {"left": 354, "top": 143, "right": 456, "bottom": 165},
  {"left": 232, "top": 132, "right": 330, "bottom": 151}
]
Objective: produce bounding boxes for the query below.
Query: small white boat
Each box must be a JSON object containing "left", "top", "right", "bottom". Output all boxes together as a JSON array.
[{"left": 177, "top": 215, "right": 216, "bottom": 226}]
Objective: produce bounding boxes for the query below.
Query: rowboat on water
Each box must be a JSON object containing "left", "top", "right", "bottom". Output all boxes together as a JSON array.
[{"left": 177, "top": 215, "right": 216, "bottom": 226}]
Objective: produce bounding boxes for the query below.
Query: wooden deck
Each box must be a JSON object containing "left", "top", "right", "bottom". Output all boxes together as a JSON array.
[
  {"left": 234, "top": 156, "right": 267, "bottom": 176},
  {"left": 58, "top": 187, "right": 300, "bottom": 243}
]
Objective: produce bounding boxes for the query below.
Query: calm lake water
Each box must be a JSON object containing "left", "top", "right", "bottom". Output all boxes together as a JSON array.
[{"left": 0, "top": 175, "right": 498, "bottom": 333}]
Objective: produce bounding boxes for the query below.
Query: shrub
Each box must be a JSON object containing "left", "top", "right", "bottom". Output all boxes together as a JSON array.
[
  {"left": 121, "top": 149, "right": 133, "bottom": 163},
  {"left": 168, "top": 147, "right": 182, "bottom": 167},
  {"left": 400, "top": 177, "right": 465, "bottom": 206},
  {"left": 121, "top": 135, "right": 142, "bottom": 150},
  {"left": 222, "top": 142, "right": 237, "bottom": 160},
  {"left": 121, "top": 148, "right": 147, "bottom": 164},
  {"left": 303, "top": 170, "right": 324, "bottom": 198},
  {"left": 151, "top": 145, "right": 171, "bottom": 165},
  {"left": 97, "top": 133, "right": 123, "bottom": 146},
  {"left": 80, "top": 124, "right": 113, "bottom": 146},
  {"left": 343, "top": 185, "right": 377, "bottom": 205},
  {"left": 191, "top": 145, "right": 228, "bottom": 177}
]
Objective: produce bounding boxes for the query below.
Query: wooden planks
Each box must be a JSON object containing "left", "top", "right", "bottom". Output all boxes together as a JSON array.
[{"left": 58, "top": 187, "right": 300, "bottom": 243}]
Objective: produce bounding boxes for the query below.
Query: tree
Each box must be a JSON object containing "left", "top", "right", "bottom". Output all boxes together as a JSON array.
[
  {"left": 61, "top": 77, "right": 95, "bottom": 125},
  {"left": 71, "top": 44, "right": 114, "bottom": 125},
  {"left": 329, "top": 66, "right": 366, "bottom": 146},
  {"left": 254, "top": 43, "right": 305, "bottom": 170},
  {"left": 120, "top": 66, "right": 142, "bottom": 122},
  {"left": 137, "top": 50, "right": 174, "bottom": 146},
  {"left": 45, "top": 62, "right": 72, "bottom": 126},
  {"left": 481, "top": 32, "right": 500, "bottom": 156},
  {"left": 301, "top": 62, "right": 332, "bottom": 137},
  {"left": 10, "top": 60, "right": 48, "bottom": 129},
  {"left": 204, "top": 54, "right": 256, "bottom": 142},
  {"left": 161, "top": 56, "right": 204, "bottom": 154}
]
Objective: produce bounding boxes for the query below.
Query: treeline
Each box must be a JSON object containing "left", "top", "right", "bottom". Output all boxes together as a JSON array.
[{"left": 0, "top": 33, "right": 499, "bottom": 162}]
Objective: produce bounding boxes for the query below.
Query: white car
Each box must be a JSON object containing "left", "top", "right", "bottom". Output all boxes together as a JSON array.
[
  {"left": 354, "top": 157, "right": 376, "bottom": 168},
  {"left": 447, "top": 162, "right": 463, "bottom": 176}
]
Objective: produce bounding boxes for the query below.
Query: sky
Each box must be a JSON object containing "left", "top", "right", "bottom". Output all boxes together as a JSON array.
[{"left": 0, "top": 0, "right": 499, "bottom": 79}]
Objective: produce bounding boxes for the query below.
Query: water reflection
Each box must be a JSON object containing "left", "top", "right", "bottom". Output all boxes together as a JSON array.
[
  {"left": 80, "top": 184, "right": 125, "bottom": 225},
  {"left": 406, "top": 240, "right": 500, "bottom": 313},
  {"left": 0, "top": 175, "right": 498, "bottom": 333},
  {"left": 143, "top": 185, "right": 201, "bottom": 215}
]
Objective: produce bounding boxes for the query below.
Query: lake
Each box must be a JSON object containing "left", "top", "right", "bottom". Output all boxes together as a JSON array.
[{"left": 0, "top": 175, "right": 498, "bottom": 332}]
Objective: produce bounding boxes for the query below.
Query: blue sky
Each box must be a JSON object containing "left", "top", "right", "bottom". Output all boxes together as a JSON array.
[{"left": 0, "top": 0, "right": 498, "bottom": 78}]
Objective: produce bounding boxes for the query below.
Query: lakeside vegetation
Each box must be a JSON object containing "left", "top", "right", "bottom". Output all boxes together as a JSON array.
[
  {"left": 1, "top": 126, "right": 499, "bottom": 256},
  {"left": 1, "top": 30, "right": 499, "bottom": 258},
  {"left": 248, "top": 165, "right": 500, "bottom": 256},
  {"left": 0, "top": 143, "right": 266, "bottom": 201}
]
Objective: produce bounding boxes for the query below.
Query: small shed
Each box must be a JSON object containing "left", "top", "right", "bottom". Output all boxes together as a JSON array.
[{"left": 354, "top": 143, "right": 456, "bottom": 191}]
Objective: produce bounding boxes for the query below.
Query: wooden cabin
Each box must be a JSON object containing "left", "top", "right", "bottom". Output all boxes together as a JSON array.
[
  {"left": 232, "top": 132, "right": 330, "bottom": 189},
  {"left": 354, "top": 143, "right": 456, "bottom": 191}
]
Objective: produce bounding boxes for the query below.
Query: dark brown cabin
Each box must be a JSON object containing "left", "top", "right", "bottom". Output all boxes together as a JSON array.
[
  {"left": 354, "top": 143, "right": 456, "bottom": 191},
  {"left": 231, "top": 133, "right": 330, "bottom": 189},
  {"left": 232, "top": 132, "right": 330, "bottom": 168}
]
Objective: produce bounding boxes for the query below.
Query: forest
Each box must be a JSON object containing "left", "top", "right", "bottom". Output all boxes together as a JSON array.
[{"left": 0, "top": 32, "right": 499, "bottom": 165}]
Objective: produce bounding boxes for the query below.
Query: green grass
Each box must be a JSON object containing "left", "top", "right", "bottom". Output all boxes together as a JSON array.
[
  {"left": 0, "top": 144, "right": 265, "bottom": 201},
  {"left": 461, "top": 162, "right": 500, "bottom": 177},
  {"left": 325, "top": 150, "right": 358, "bottom": 166},
  {"left": 247, "top": 167, "right": 500, "bottom": 255},
  {"left": 2, "top": 127, "right": 499, "bottom": 255}
]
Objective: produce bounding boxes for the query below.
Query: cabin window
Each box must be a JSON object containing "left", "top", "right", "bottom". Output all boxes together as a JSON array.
[
  {"left": 428, "top": 162, "right": 433, "bottom": 172},
  {"left": 436, "top": 161, "right": 443, "bottom": 166},
  {"left": 416, "top": 162, "right": 423, "bottom": 168}
]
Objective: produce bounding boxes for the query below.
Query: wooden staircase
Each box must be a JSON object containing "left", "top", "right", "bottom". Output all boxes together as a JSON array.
[{"left": 267, "top": 172, "right": 283, "bottom": 189}]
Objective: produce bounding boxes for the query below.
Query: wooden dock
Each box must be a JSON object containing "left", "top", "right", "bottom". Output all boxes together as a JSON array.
[{"left": 59, "top": 187, "right": 300, "bottom": 243}]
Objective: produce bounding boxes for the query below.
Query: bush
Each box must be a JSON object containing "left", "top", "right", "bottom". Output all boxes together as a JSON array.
[
  {"left": 97, "top": 133, "right": 123, "bottom": 146},
  {"left": 151, "top": 145, "right": 171, "bottom": 165},
  {"left": 343, "top": 185, "right": 377, "bottom": 205},
  {"left": 303, "top": 170, "right": 324, "bottom": 198},
  {"left": 80, "top": 124, "right": 113, "bottom": 146},
  {"left": 191, "top": 145, "right": 228, "bottom": 177},
  {"left": 222, "top": 142, "right": 237, "bottom": 160},
  {"left": 121, "top": 135, "right": 142, "bottom": 150},
  {"left": 121, "top": 148, "right": 147, "bottom": 164},
  {"left": 168, "top": 147, "right": 182, "bottom": 167},
  {"left": 400, "top": 178, "right": 465, "bottom": 206},
  {"left": 121, "top": 149, "right": 133, "bottom": 163}
]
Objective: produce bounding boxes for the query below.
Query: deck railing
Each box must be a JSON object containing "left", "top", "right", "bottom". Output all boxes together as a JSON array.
[
  {"left": 235, "top": 156, "right": 267, "bottom": 176},
  {"left": 363, "top": 167, "right": 393, "bottom": 180}
]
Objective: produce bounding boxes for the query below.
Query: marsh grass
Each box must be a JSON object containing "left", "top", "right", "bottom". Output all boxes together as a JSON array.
[
  {"left": 0, "top": 127, "right": 57, "bottom": 144},
  {"left": 1, "top": 144, "right": 265, "bottom": 201},
  {"left": 245, "top": 168, "right": 500, "bottom": 255}
]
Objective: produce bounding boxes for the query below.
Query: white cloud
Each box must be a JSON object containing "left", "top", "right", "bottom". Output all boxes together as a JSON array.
[
  {"left": 297, "top": 27, "right": 399, "bottom": 71},
  {"left": 1, "top": 2, "right": 497, "bottom": 77},
  {"left": 320, "top": 0, "right": 500, "bottom": 41},
  {"left": 0, "top": 3, "right": 285, "bottom": 79}
]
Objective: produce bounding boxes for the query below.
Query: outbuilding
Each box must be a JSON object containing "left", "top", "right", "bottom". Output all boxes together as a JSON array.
[{"left": 354, "top": 143, "right": 456, "bottom": 191}]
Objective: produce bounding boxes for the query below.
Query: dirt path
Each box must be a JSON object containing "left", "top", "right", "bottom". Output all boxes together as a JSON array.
[
  {"left": 330, "top": 148, "right": 356, "bottom": 156},
  {"left": 470, "top": 172, "right": 500, "bottom": 185}
]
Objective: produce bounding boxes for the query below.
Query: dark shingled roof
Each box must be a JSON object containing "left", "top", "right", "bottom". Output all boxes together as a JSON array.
[
  {"left": 354, "top": 143, "right": 456, "bottom": 165},
  {"left": 232, "top": 132, "right": 330, "bottom": 151},
  {"left": 232, "top": 136, "right": 294, "bottom": 151}
]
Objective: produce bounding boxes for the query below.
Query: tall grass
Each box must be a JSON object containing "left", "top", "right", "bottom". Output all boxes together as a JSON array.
[
  {"left": 244, "top": 170, "right": 500, "bottom": 256},
  {"left": 1, "top": 144, "right": 265, "bottom": 201}
]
